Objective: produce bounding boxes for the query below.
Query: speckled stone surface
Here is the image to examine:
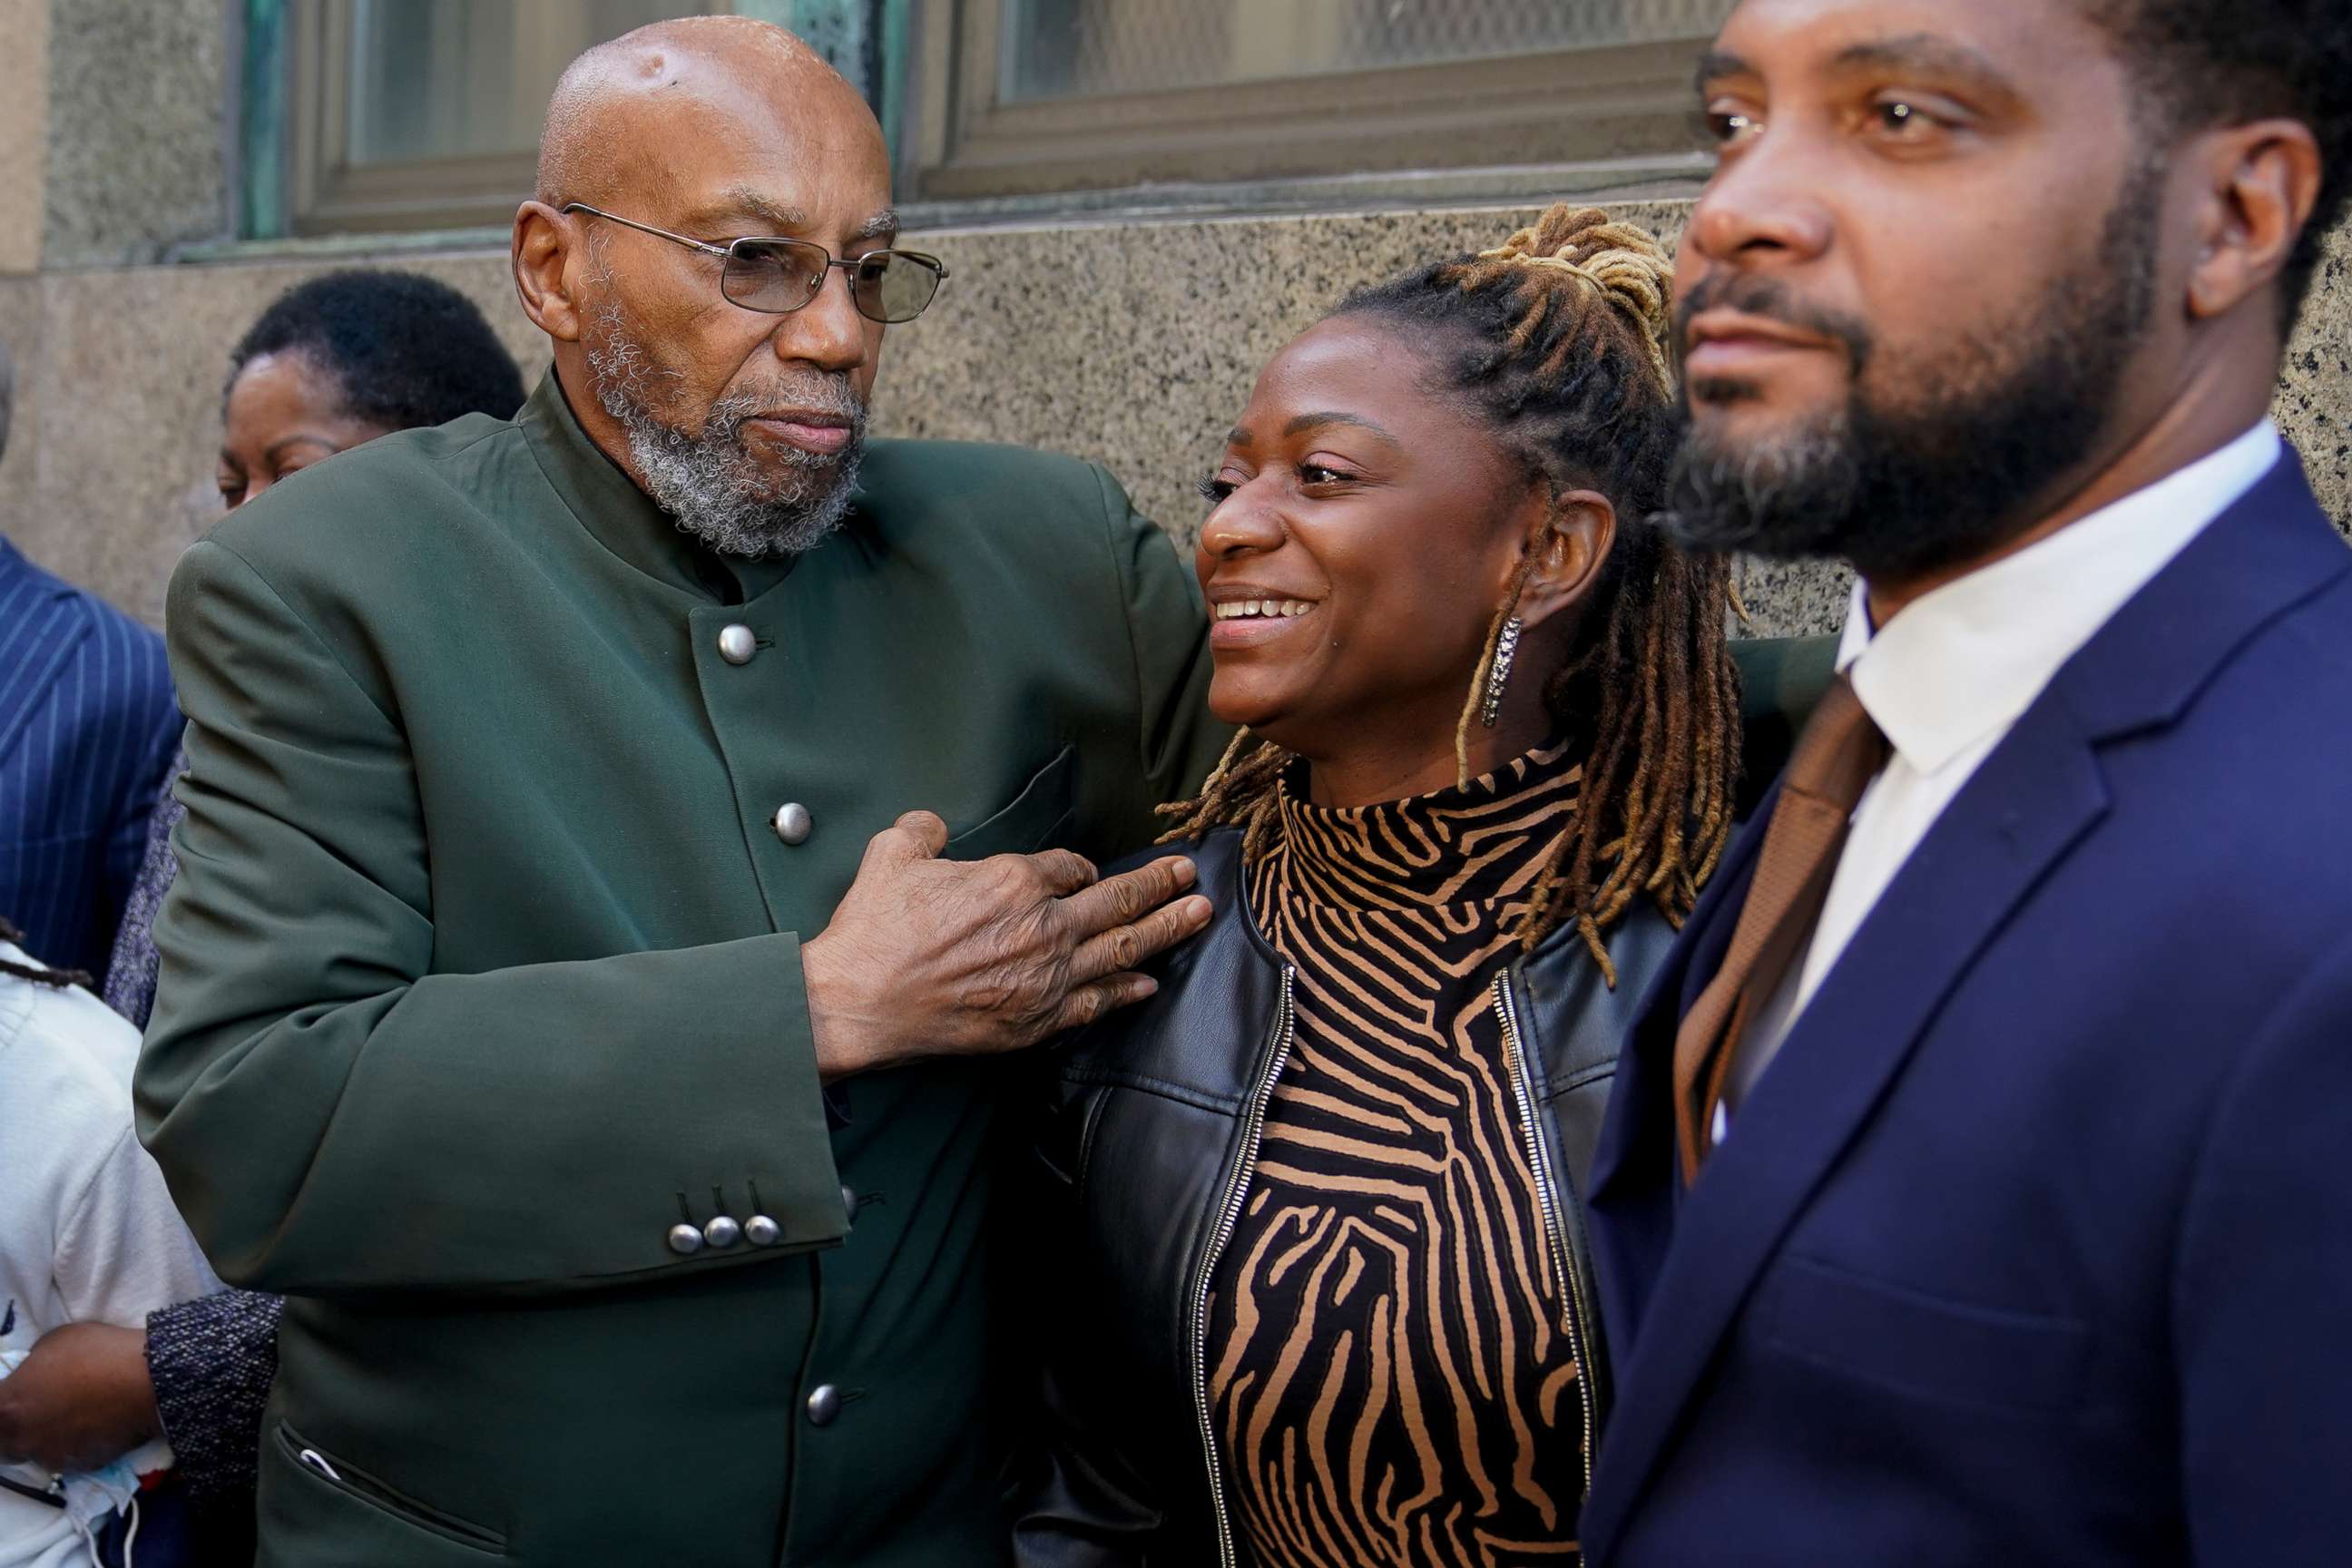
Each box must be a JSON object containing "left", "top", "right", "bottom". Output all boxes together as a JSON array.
[
  {"left": 2279, "top": 222, "right": 2352, "bottom": 530},
  {"left": 0, "top": 276, "right": 42, "bottom": 492},
  {"left": 1, "top": 201, "right": 2346, "bottom": 635},
  {"left": 0, "top": 0, "right": 47, "bottom": 275},
  {"left": 41, "top": 0, "right": 230, "bottom": 268}
]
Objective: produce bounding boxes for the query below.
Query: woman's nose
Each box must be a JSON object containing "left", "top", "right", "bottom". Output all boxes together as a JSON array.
[{"left": 1200, "top": 496, "right": 1285, "bottom": 557}]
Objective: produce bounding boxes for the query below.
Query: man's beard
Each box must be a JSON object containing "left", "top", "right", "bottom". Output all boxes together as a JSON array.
[
  {"left": 1661, "top": 159, "right": 2163, "bottom": 583},
  {"left": 584, "top": 305, "right": 867, "bottom": 559}
]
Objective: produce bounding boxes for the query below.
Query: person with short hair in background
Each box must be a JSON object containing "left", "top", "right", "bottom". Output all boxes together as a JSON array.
[
  {"left": 1581, "top": 3, "right": 2352, "bottom": 1565},
  {"left": 0, "top": 342, "right": 181, "bottom": 987}
]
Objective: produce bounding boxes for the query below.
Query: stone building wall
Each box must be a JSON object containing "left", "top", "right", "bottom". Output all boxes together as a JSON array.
[
  {"left": 4, "top": 210, "right": 2347, "bottom": 636},
  {"left": 1, "top": 0, "right": 2347, "bottom": 636}
]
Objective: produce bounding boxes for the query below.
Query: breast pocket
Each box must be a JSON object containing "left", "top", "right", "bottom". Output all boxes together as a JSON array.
[
  {"left": 942, "top": 746, "right": 1077, "bottom": 862},
  {"left": 1757, "top": 1253, "right": 2092, "bottom": 1418}
]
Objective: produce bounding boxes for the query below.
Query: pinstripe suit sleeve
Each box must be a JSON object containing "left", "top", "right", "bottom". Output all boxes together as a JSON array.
[{"left": 0, "top": 545, "right": 181, "bottom": 976}]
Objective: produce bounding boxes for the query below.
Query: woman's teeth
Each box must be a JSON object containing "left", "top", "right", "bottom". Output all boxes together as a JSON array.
[{"left": 1214, "top": 600, "right": 1316, "bottom": 621}]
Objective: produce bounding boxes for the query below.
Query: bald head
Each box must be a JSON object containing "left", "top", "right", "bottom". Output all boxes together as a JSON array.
[
  {"left": 513, "top": 15, "right": 904, "bottom": 562},
  {"left": 536, "top": 16, "right": 880, "bottom": 210}
]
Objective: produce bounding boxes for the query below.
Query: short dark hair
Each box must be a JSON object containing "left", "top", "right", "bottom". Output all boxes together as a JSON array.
[
  {"left": 228, "top": 270, "right": 527, "bottom": 430},
  {"left": 2091, "top": 0, "right": 2352, "bottom": 314}
]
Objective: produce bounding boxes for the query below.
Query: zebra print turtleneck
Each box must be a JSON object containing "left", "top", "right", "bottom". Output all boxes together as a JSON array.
[{"left": 1206, "top": 740, "right": 1589, "bottom": 1568}]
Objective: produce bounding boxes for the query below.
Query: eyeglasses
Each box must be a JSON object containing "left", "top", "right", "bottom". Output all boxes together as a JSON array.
[{"left": 562, "top": 202, "right": 949, "bottom": 325}]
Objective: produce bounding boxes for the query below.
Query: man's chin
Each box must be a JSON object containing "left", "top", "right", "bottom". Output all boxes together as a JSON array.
[
  {"left": 1661, "top": 413, "right": 1865, "bottom": 563},
  {"left": 1686, "top": 385, "right": 1836, "bottom": 445}
]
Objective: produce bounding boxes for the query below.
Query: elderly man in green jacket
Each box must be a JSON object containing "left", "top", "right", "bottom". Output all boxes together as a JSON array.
[{"left": 136, "top": 18, "right": 1221, "bottom": 1566}]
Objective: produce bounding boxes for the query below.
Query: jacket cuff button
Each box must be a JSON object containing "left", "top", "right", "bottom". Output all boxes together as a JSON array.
[
  {"left": 703, "top": 1215, "right": 742, "bottom": 1250},
  {"left": 744, "top": 1214, "right": 780, "bottom": 1247},
  {"left": 666, "top": 1223, "right": 706, "bottom": 1257}
]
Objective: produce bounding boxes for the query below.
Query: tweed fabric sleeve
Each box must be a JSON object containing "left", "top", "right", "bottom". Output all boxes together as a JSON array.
[
  {"left": 101, "top": 748, "right": 188, "bottom": 1030},
  {"left": 144, "top": 1289, "right": 282, "bottom": 1503}
]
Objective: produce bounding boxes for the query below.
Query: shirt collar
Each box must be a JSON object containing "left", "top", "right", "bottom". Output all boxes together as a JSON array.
[
  {"left": 1838, "top": 420, "right": 2283, "bottom": 776},
  {"left": 515, "top": 368, "right": 799, "bottom": 604}
]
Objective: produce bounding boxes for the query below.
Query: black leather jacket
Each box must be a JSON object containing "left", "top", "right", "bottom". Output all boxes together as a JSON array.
[{"left": 1014, "top": 827, "right": 1681, "bottom": 1567}]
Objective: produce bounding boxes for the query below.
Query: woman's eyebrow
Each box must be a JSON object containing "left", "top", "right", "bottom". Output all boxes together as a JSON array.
[
  {"left": 262, "top": 434, "right": 342, "bottom": 465},
  {"left": 1281, "top": 411, "right": 1397, "bottom": 443}
]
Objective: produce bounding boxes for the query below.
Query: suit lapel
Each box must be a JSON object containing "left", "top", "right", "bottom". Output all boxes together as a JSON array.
[
  {"left": 1584, "top": 701, "right": 2109, "bottom": 1553},
  {"left": 1584, "top": 453, "right": 2350, "bottom": 1558}
]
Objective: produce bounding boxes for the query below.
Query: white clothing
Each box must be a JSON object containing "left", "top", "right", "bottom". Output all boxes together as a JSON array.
[
  {"left": 0, "top": 943, "right": 221, "bottom": 1568},
  {"left": 1724, "top": 421, "right": 2286, "bottom": 1114}
]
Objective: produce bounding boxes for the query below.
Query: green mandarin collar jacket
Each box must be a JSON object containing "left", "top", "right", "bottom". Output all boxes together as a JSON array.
[{"left": 136, "top": 370, "right": 1225, "bottom": 1566}]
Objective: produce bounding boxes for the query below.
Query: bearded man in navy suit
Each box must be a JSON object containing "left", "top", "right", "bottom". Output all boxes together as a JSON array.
[{"left": 1582, "top": 2, "right": 2352, "bottom": 1565}]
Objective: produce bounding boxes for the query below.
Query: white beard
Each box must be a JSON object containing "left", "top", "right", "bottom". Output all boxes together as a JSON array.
[{"left": 585, "top": 307, "right": 867, "bottom": 559}]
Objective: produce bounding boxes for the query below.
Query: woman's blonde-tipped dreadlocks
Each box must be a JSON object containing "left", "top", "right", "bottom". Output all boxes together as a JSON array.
[{"left": 1160, "top": 205, "right": 1742, "bottom": 982}]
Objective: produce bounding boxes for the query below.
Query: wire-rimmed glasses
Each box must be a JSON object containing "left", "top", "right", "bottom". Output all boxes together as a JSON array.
[{"left": 562, "top": 202, "right": 949, "bottom": 325}]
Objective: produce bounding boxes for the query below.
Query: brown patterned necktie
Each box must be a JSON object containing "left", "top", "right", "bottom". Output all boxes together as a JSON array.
[{"left": 1672, "top": 672, "right": 1887, "bottom": 1183}]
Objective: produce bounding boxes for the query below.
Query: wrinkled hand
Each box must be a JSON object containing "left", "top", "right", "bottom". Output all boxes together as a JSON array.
[
  {"left": 0, "top": 1323, "right": 159, "bottom": 1475},
  {"left": 803, "top": 812, "right": 1212, "bottom": 1080}
]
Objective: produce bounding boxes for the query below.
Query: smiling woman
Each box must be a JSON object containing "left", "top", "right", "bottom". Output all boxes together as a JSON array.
[
  {"left": 1171, "top": 205, "right": 1737, "bottom": 969},
  {"left": 1019, "top": 205, "right": 1742, "bottom": 1568}
]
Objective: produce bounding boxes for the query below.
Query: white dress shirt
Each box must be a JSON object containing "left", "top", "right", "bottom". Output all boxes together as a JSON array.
[{"left": 1720, "top": 421, "right": 2286, "bottom": 1127}]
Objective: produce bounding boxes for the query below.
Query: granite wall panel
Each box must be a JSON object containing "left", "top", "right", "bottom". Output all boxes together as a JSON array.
[
  {"left": 41, "top": 0, "right": 230, "bottom": 269},
  {"left": 0, "top": 0, "right": 48, "bottom": 275}
]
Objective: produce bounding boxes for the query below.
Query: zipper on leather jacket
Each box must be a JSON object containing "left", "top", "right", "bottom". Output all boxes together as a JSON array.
[
  {"left": 1493, "top": 967, "right": 1599, "bottom": 1506},
  {"left": 1187, "top": 963, "right": 1297, "bottom": 1568}
]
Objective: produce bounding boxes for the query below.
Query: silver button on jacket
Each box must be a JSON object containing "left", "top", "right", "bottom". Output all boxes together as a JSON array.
[
  {"left": 702, "top": 1215, "right": 742, "bottom": 1250},
  {"left": 772, "top": 802, "right": 812, "bottom": 846},
  {"left": 806, "top": 1385, "right": 842, "bottom": 1426},
  {"left": 744, "top": 1214, "right": 780, "bottom": 1247},
  {"left": 666, "top": 1223, "right": 705, "bottom": 1257},
  {"left": 717, "top": 624, "right": 757, "bottom": 665}
]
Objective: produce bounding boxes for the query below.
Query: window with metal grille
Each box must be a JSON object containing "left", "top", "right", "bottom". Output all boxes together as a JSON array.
[{"left": 902, "top": 0, "right": 1736, "bottom": 208}]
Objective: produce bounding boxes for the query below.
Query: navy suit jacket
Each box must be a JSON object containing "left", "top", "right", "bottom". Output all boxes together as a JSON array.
[
  {"left": 0, "top": 537, "right": 180, "bottom": 976},
  {"left": 1583, "top": 454, "right": 2352, "bottom": 1568}
]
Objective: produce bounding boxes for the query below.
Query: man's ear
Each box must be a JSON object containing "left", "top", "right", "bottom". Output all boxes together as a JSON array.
[
  {"left": 2184, "top": 118, "right": 2322, "bottom": 324},
  {"left": 513, "top": 201, "right": 588, "bottom": 343},
  {"left": 1515, "top": 487, "right": 1617, "bottom": 634}
]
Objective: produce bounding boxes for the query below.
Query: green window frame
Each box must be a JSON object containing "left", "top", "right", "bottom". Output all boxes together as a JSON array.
[{"left": 236, "top": 0, "right": 909, "bottom": 241}]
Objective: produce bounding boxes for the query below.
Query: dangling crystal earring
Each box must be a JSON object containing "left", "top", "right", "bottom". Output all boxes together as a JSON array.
[{"left": 1479, "top": 615, "right": 1524, "bottom": 728}]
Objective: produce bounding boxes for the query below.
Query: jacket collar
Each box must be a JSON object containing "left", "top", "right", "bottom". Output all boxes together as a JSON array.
[
  {"left": 514, "top": 368, "right": 799, "bottom": 604},
  {"left": 1581, "top": 451, "right": 2348, "bottom": 1559},
  {"left": 1074, "top": 823, "right": 1656, "bottom": 1110}
]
